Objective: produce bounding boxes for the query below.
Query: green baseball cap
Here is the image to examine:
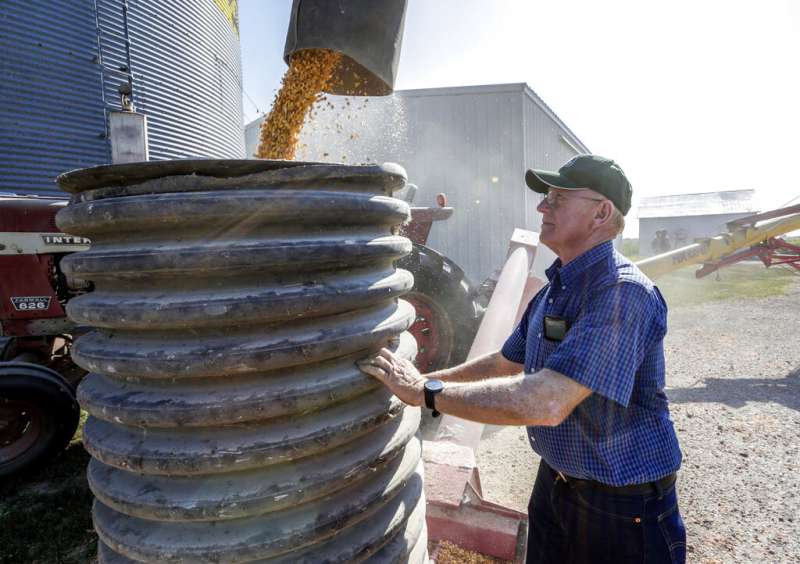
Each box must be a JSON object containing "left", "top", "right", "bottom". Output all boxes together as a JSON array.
[{"left": 525, "top": 154, "right": 632, "bottom": 215}]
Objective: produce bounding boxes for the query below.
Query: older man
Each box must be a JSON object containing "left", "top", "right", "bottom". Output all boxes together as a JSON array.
[{"left": 358, "top": 155, "right": 685, "bottom": 564}]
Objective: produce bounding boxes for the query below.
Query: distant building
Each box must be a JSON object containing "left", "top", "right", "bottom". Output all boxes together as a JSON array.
[
  {"left": 245, "top": 83, "right": 589, "bottom": 283},
  {"left": 638, "top": 189, "right": 757, "bottom": 256}
]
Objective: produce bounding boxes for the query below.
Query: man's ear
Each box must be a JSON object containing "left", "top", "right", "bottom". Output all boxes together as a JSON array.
[{"left": 594, "top": 200, "right": 614, "bottom": 226}]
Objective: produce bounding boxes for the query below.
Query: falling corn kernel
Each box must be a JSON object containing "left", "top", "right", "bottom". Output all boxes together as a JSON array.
[{"left": 256, "top": 48, "right": 342, "bottom": 160}]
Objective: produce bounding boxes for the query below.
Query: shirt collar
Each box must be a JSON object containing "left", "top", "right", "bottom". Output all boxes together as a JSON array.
[{"left": 545, "top": 240, "right": 615, "bottom": 287}]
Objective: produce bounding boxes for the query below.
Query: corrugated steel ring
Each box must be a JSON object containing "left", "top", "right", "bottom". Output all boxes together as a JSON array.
[{"left": 57, "top": 160, "right": 426, "bottom": 563}]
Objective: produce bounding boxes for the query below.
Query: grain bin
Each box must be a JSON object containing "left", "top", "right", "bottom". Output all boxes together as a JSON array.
[
  {"left": 0, "top": 0, "right": 244, "bottom": 196},
  {"left": 56, "top": 159, "right": 427, "bottom": 563}
]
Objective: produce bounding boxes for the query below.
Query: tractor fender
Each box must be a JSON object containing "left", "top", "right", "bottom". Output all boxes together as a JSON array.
[
  {"left": 397, "top": 243, "right": 482, "bottom": 372},
  {"left": 403, "top": 244, "right": 480, "bottom": 303}
]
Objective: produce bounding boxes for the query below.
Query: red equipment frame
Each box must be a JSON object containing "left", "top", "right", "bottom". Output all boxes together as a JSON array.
[
  {"left": 694, "top": 203, "right": 800, "bottom": 278},
  {"left": 695, "top": 237, "right": 800, "bottom": 278}
]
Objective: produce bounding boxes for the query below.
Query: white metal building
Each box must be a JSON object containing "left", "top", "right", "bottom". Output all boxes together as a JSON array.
[
  {"left": 638, "top": 189, "right": 757, "bottom": 256},
  {"left": 245, "top": 83, "right": 590, "bottom": 284}
]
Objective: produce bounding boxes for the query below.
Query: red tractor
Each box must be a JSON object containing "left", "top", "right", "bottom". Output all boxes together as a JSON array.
[
  {"left": 0, "top": 190, "right": 482, "bottom": 478},
  {"left": 0, "top": 195, "right": 90, "bottom": 477}
]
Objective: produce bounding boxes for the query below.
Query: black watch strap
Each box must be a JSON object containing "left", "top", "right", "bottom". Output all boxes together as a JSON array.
[{"left": 424, "top": 379, "right": 444, "bottom": 418}]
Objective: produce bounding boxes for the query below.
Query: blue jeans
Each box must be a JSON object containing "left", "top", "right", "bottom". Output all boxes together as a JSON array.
[{"left": 527, "top": 461, "right": 686, "bottom": 564}]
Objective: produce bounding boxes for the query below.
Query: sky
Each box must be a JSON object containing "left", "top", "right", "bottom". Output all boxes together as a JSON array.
[{"left": 239, "top": 0, "right": 800, "bottom": 237}]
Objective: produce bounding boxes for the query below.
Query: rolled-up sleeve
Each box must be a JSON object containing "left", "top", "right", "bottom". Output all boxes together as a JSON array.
[
  {"left": 501, "top": 299, "right": 533, "bottom": 364},
  {"left": 544, "top": 282, "right": 666, "bottom": 407}
]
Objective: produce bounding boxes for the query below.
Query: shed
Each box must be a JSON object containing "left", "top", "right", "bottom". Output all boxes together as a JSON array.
[
  {"left": 638, "top": 189, "right": 757, "bottom": 256},
  {"left": 245, "top": 83, "right": 589, "bottom": 284}
]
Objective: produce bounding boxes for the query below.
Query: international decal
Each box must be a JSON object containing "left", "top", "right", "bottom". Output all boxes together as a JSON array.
[
  {"left": 11, "top": 296, "right": 52, "bottom": 311},
  {"left": 41, "top": 234, "right": 91, "bottom": 246}
]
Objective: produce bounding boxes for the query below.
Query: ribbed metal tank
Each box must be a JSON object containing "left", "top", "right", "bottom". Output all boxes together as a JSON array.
[
  {"left": 55, "top": 160, "right": 427, "bottom": 563},
  {"left": 0, "top": 0, "right": 244, "bottom": 196}
]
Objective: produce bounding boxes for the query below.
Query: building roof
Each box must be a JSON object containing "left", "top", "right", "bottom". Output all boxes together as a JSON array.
[
  {"left": 394, "top": 83, "right": 590, "bottom": 154},
  {"left": 638, "top": 189, "right": 757, "bottom": 219}
]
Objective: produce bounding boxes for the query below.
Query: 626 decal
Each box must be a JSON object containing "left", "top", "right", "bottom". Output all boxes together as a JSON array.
[{"left": 10, "top": 296, "right": 52, "bottom": 311}]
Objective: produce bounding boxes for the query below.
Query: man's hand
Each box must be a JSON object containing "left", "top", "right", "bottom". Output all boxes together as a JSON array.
[{"left": 357, "top": 348, "right": 425, "bottom": 407}]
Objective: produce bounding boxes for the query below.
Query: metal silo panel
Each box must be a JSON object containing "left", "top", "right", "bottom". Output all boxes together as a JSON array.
[
  {"left": 95, "top": 0, "right": 135, "bottom": 111},
  {"left": 1, "top": 0, "right": 244, "bottom": 196},
  {"left": 119, "top": 0, "right": 244, "bottom": 159},
  {"left": 0, "top": 0, "right": 108, "bottom": 195}
]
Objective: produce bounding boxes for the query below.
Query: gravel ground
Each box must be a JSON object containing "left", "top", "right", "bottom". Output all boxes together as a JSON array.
[{"left": 476, "top": 275, "right": 800, "bottom": 563}]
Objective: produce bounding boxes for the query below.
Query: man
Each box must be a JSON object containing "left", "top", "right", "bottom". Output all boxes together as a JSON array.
[
  {"left": 358, "top": 155, "right": 685, "bottom": 564},
  {"left": 651, "top": 230, "right": 665, "bottom": 255}
]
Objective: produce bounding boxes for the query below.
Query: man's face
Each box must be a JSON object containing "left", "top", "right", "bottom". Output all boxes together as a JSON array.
[{"left": 536, "top": 188, "right": 606, "bottom": 254}]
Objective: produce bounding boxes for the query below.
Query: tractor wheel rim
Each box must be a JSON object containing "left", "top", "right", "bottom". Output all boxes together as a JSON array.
[
  {"left": 404, "top": 292, "right": 454, "bottom": 373},
  {"left": 0, "top": 399, "right": 44, "bottom": 460}
]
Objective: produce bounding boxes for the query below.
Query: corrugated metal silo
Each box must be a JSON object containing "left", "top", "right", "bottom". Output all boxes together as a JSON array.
[{"left": 0, "top": 0, "right": 244, "bottom": 196}]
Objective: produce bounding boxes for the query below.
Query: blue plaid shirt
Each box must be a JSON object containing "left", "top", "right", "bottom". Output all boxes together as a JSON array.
[{"left": 502, "top": 241, "right": 682, "bottom": 486}]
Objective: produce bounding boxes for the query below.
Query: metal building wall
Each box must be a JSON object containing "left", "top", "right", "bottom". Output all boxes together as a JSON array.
[
  {"left": 0, "top": 1, "right": 109, "bottom": 195},
  {"left": 395, "top": 86, "right": 526, "bottom": 283},
  {"left": 522, "top": 85, "right": 590, "bottom": 274},
  {"left": 246, "top": 83, "right": 589, "bottom": 283},
  {"left": 0, "top": 0, "right": 244, "bottom": 197}
]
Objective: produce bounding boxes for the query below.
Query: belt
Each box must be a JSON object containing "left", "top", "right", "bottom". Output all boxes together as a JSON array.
[{"left": 550, "top": 465, "right": 677, "bottom": 496}]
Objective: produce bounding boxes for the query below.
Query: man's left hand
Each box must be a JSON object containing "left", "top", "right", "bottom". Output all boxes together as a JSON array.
[{"left": 357, "top": 348, "right": 425, "bottom": 407}]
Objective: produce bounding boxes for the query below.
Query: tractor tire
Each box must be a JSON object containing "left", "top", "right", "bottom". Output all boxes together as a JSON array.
[
  {"left": 0, "top": 362, "right": 80, "bottom": 479},
  {"left": 397, "top": 243, "right": 482, "bottom": 373}
]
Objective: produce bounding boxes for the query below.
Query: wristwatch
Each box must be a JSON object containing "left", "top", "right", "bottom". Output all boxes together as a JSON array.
[{"left": 424, "top": 379, "right": 444, "bottom": 417}]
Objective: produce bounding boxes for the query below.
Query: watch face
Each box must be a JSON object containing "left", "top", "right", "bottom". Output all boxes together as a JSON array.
[{"left": 425, "top": 379, "right": 444, "bottom": 392}]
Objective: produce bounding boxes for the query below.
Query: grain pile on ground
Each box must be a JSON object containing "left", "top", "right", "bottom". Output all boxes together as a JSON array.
[
  {"left": 432, "top": 540, "right": 510, "bottom": 563},
  {"left": 255, "top": 48, "right": 341, "bottom": 160},
  {"left": 476, "top": 270, "right": 800, "bottom": 563}
]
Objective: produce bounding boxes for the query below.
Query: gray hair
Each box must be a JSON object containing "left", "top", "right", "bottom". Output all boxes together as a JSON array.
[{"left": 611, "top": 206, "right": 625, "bottom": 236}]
